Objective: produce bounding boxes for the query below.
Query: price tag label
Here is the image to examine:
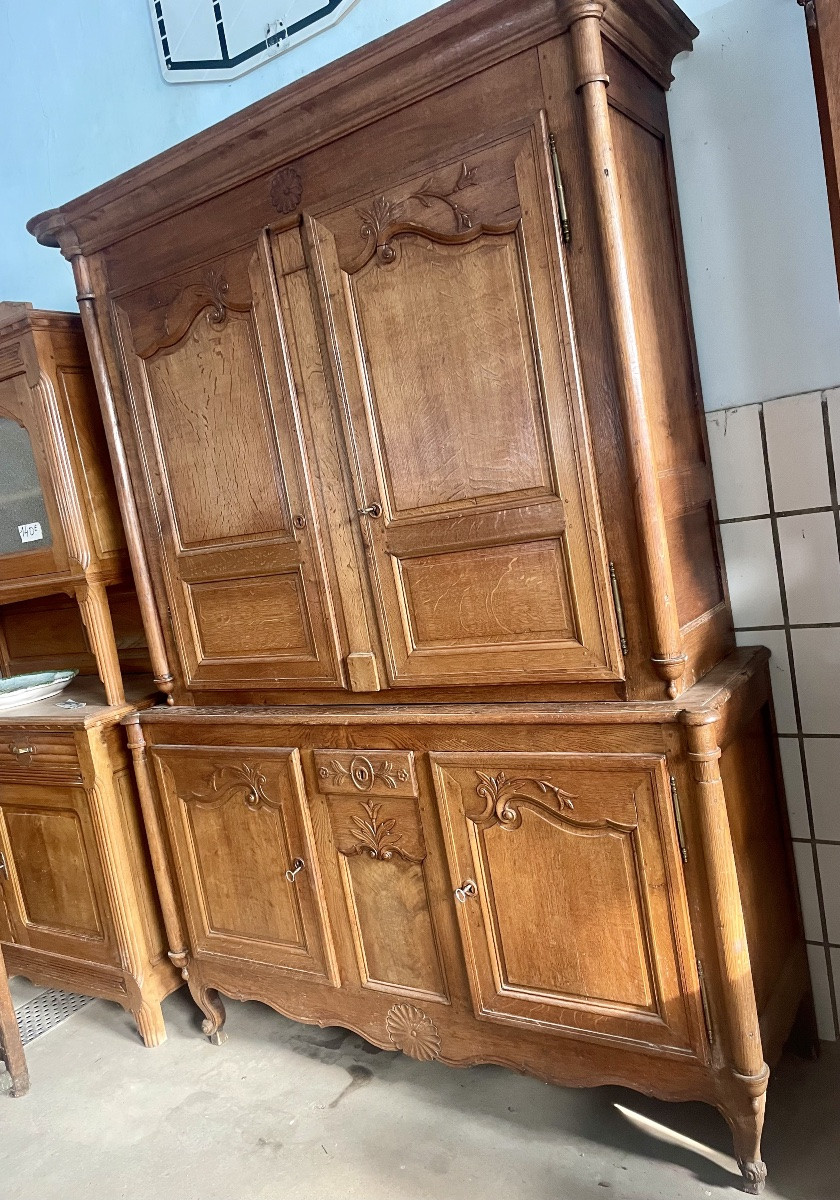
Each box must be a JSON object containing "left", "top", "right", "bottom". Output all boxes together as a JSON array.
[{"left": 18, "top": 522, "right": 43, "bottom": 543}]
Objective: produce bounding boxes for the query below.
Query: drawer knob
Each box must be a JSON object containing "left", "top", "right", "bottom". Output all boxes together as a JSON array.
[
  {"left": 454, "top": 879, "right": 477, "bottom": 904},
  {"left": 9, "top": 744, "right": 35, "bottom": 758},
  {"left": 285, "top": 858, "right": 305, "bottom": 883}
]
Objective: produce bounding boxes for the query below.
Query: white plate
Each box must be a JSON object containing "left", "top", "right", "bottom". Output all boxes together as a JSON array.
[{"left": 0, "top": 670, "right": 78, "bottom": 713}]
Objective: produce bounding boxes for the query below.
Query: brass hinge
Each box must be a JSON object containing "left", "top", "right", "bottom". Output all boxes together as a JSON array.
[
  {"left": 548, "top": 132, "right": 572, "bottom": 245},
  {"left": 696, "top": 958, "right": 714, "bottom": 1045},
  {"left": 609, "top": 562, "right": 628, "bottom": 655},
  {"left": 669, "top": 774, "right": 688, "bottom": 864},
  {"left": 0, "top": 852, "right": 7, "bottom": 881}
]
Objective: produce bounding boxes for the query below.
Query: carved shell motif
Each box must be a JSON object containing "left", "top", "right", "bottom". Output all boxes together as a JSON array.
[{"left": 386, "top": 1004, "right": 441, "bottom": 1061}]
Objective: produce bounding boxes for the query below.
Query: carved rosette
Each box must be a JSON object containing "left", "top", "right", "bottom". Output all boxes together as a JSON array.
[
  {"left": 474, "top": 771, "right": 576, "bottom": 828},
  {"left": 386, "top": 1004, "right": 441, "bottom": 1061},
  {"left": 318, "top": 755, "right": 408, "bottom": 793},
  {"left": 270, "top": 166, "right": 303, "bottom": 214}
]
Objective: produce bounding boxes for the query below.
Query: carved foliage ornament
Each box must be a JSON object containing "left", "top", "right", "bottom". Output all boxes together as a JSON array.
[
  {"left": 339, "top": 799, "right": 421, "bottom": 863},
  {"left": 474, "top": 770, "right": 576, "bottom": 829},
  {"left": 318, "top": 754, "right": 408, "bottom": 793},
  {"left": 386, "top": 1003, "right": 441, "bottom": 1061},
  {"left": 357, "top": 161, "right": 479, "bottom": 265},
  {"left": 189, "top": 763, "right": 276, "bottom": 812}
]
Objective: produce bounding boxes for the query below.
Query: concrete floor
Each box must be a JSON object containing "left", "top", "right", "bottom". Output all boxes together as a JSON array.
[{"left": 1, "top": 986, "right": 837, "bottom": 1200}]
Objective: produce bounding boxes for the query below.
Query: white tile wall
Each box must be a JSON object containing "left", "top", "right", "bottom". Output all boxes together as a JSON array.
[
  {"left": 708, "top": 387, "right": 840, "bottom": 1040},
  {"left": 763, "top": 392, "right": 832, "bottom": 510},
  {"left": 720, "top": 520, "right": 784, "bottom": 626},
  {"left": 777, "top": 512, "right": 840, "bottom": 624},
  {"left": 706, "top": 406, "right": 769, "bottom": 519},
  {"left": 805, "top": 739, "right": 840, "bottom": 841}
]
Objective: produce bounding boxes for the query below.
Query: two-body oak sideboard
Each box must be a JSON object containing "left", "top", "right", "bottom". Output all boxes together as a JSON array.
[{"left": 29, "top": 0, "right": 809, "bottom": 1190}]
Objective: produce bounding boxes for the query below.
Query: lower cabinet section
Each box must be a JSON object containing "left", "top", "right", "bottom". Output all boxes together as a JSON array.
[
  {"left": 0, "top": 716, "right": 181, "bottom": 1047},
  {"left": 139, "top": 650, "right": 807, "bottom": 1194}
]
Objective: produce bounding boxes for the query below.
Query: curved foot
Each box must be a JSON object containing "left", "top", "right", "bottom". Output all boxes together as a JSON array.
[
  {"left": 189, "top": 980, "right": 227, "bottom": 1045},
  {"left": 738, "top": 1158, "right": 767, "bottom": 1195},
  {"left": 133, "top": 1000, "right": 167, "bottom": 1048}
]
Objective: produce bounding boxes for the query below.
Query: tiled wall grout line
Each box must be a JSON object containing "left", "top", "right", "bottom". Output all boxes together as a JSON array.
[
  {"left": 758, "top": 404, "right": 840, "bottom": 1037},
  {"left": 719, "top": 506, "right": 835, "bottom": 524}
]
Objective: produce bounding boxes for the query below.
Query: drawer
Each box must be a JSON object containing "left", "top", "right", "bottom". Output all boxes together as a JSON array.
[{"left": 0, "top": 731, "right": 81, "bottom": 777}]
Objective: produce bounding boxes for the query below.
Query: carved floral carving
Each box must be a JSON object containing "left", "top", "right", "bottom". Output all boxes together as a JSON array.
[
  {"left": 189, "top": 763, "right": 275, "bottom": 811},
  {"left": 318, "top": 754, "right": 408, "bottom": 792},
  {"left": 386, "top": 1003, "right": 441, "bottom": 1060},
  {"left": 357, "top": 161, "right": 479, "bottom": 265},
  {"left": 270, "top": 166, "right": 303, "bottom": 214},
  {"left": 338, "top": 799, "right": 420, "bottom": 863},
  {"left": 474, "top": 770, "right": 576, "bottom": 828}
]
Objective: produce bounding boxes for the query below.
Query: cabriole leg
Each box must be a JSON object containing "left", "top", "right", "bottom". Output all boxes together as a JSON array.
[
  {"left": 719, "top": 1080, "right": 767, "bottom": 1195},
  {"left": 189, "top": 979, "right": 227, "bottom": 1045}
]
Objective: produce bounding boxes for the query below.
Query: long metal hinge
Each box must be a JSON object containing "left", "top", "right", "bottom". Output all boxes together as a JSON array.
[
  {"left": 669, "top": 774, "right": 688, "bottom": 863},
  {"left": 609, "top": 562, "right": 628, "bottom": 655},
  {"left": 696, "top": 958, "right": 714, "bottom": 1045},
  {"left": 548, "top": 132, "right": 572, "bottom": 245},
  {"left": 0, "top": 852, "right": 7, "bottom": 881}
]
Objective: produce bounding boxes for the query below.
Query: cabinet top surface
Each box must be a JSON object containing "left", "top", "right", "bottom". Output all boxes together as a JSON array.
[
  {"left": 27, "top": 0, "right": 696, "bottom": 257},
  {"left": 0, "top": 676, "right": 155, "bottom": 730},
  {"left": 0, "top": 303, "right": 82, "bottom": 341},
  {"left": 138, "top": 649, "right": 766, "bottom": 729}
]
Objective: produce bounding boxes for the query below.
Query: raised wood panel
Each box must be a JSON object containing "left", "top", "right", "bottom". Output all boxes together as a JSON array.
[
  {"left": 115, "top": 241, "right": 346, "bottom": 692},
  {"left": 350, "top": 235, "right": 552, "bottom": 516},
  {"left": 313, "top": 750, "right": 448, "bottom": 1002},
  {"left": 400, "top": 539, "right": 575, "bottom": 649},
  {"left": 431, "top": 752, "right": 700, "bottom": 1051},
  {"left": 308, "top": 112, "right": 622, "bottom": 689},
  {"left": 666, "top": 504, "right": 723, "bottom": 629},
  {"left": 0, "top": 784, "right": 118, "bottom": 965},
  {"left": 153, "top": 746, "right": 337, "bottom": 981},
  {"left": 57, "top": 365, "right": 125, "bottom": 561},
  {"left": 188, "top": 572, "right": 314, "bottom": 659},
  {"left": 144, "top": 310, "right": 290, "bottom": 549}
]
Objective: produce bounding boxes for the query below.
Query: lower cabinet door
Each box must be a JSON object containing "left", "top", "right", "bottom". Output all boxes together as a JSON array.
[
  {"left": 312, "top": 749, "right": 450, "bottom": 1005},
  {"left": 431, "top": 752, "right": 701, "bottom": 1052},
  {"left": 153, "top": 746, "right": 336, "bottom": 982},
  {"left": 0, "top": 782, "right": 119, "bottom": 966}
]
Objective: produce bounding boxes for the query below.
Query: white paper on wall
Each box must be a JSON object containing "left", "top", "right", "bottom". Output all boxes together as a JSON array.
[{"left": 148, "top": 0, "right": 361, "bottom": 83}]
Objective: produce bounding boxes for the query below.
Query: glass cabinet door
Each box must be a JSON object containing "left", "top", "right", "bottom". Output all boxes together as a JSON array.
[{"left": 0, "top": 415, "right": 52, "bottom": 558}]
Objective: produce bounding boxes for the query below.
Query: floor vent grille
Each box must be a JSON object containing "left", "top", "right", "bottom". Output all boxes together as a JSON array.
[{"left": 15, "top": 988, "right": 94, "bottom": 1044}]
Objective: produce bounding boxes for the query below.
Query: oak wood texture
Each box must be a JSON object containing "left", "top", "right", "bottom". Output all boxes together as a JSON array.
[
  {"left": 0, "top": 942, "right": 28, "bottom": 1096},
  {"left": 133, "top": 649, "right": 804, "bottom": 1194},
  {"left": 26, "top": 0, "right": 729, "bottom": 706},
  {"left": 22, "top": 1, "right": 799, "bottom": 1191},
  {"left": 0, "top": 677, "right": 180, "bottom": 1047}
]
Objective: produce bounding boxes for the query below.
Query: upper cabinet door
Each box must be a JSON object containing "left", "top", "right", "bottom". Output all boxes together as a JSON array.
[
  {"left": 114, "top": 240, "right": 345, "bottom": 693},
  {"left": 307, "top": 114, "right": 622, "bottom": 689}
]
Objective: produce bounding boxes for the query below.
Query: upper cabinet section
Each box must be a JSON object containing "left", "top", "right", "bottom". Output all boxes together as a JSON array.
[
  {"left": 0, "top": 304, "right": 128, "bottom": 603},
  {"left": 307, "top": 115, "right": 622, "bottom": 688},
  {"left": 29, "top": 0, "right": 728, "bottom": 702}
]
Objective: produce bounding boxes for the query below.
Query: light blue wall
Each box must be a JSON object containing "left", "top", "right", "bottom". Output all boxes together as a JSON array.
[
  {"left": 1, "top": 0, "right": 838, "bottom": 411},
  {"left": 669, "top": 0, "right": 840, "bottom": 410},
  {"left": 0, "top": 0, "right": 448, "bottom": 310}
]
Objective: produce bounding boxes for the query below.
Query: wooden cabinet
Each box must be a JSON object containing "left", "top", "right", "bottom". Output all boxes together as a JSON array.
[
  {"left": 0, "top": 680, "right": 180, "bottom": 1046},
  {"left": 28, "top": 0, "right": 807, "bottom": 1191},
  {"left": 0, "top": 304, "right": 139, "bottom": 706}
]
